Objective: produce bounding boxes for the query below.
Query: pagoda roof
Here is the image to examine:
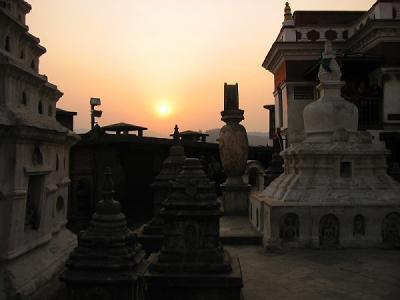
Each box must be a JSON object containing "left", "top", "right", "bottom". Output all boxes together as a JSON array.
[{"left": 102, "top": 122, "right": 147, "bottom": 132}]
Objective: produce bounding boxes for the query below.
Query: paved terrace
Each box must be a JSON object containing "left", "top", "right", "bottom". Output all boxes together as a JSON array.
[
  {"left": 228, "top": 246, "right": 400, "bottom": 300},
  {"left": 32, "top": 217, "right": 400, "bottom": 300}
]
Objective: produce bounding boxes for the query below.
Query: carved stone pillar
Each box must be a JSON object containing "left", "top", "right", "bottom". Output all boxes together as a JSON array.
[
  {"left": 219, "top": 83, "right": 250, "bottom": 215},
  {"left": 60, "top": 168, "right": 147, "bottom": 300}
]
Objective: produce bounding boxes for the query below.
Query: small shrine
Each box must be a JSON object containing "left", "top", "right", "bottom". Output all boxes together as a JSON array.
[
  {"left": 60, "top": 168, "right": 147, "bottom": 300},
  {"left": 102, "top": 122, "right": 147, "bottom": 136},
  {"left": 138, "top": 125, "right": 186, "bottom": 252},
  {"left": 179, "top": 130, "right": 209, "bottom": 142},
  {"left": 144, "top": 158, "right": 243, "bottom": 300},
  {"left": 252, "top": 42, "right": 400, "bottom": 249}
]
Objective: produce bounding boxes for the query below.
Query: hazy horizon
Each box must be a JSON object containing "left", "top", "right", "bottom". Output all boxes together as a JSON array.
[{"left": 28, "top": 0, "right": 375, "bottom": 135}]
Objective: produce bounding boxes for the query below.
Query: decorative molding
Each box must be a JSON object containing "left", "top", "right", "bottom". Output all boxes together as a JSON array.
[
  {"left": 46, "top": 184, "right": 58, "bottom": 193},
  {"left": 348, "top": 21, "right": 400, "bottom": 52},
  {"left": 57, "top": 177, "right": 71, "bottom": 187},
  {"left": 24, "top": 166, "right": 52, "bottom": 175}
]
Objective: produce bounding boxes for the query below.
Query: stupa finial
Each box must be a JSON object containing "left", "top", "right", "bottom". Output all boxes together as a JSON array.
[
  {"left": 172, "top": 124, "right": 180, "bottom": 143},
  {"left": 284, "top": 2, "right": 293, "bottom": 21},
  {"left": 324, "top": 41, "right": 335, "bottom": 57},
  {"left": 318, "top": 41, "right": 342, "bottom": 84}
]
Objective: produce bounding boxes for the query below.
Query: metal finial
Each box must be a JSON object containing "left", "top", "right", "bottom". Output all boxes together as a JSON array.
[
  {"left": 173, "top": 124, "right": 180, "bottom": 143},
  {"left": 284, "top": 2, "right": 293, "bottom": 21}
]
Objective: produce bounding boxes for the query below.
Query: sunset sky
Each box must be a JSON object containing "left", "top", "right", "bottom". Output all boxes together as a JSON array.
[{"left": 28, "top": 0, "right": 375, "bottom": 135}]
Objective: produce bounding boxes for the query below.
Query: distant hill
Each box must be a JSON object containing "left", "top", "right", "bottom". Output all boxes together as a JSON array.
[{"left": 205, "top": 128, "right": 269, "bottom": 146}]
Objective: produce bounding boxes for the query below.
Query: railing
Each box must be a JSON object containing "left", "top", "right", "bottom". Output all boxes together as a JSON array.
[{"left": 344, "top": 96, "right": 383, "bottom": 130}]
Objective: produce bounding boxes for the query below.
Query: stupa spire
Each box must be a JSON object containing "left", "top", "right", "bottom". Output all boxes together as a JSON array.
[
  {"left": 172, "top": 124, "right": 180, "bottom": 143},
  {"left": 303, "top": 41, "right": 358, "bottom": 138},
  {"left": 318, "top": 41, "right": 342, "bottom": 87}
]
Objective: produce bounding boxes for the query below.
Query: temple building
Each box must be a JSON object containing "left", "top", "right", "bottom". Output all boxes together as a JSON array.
[
  {"left": 0, "top": 1, "right": 79, "bottom": 298},
  {"left": 263, "top": 1, "right": 400, "bottom": 153}
]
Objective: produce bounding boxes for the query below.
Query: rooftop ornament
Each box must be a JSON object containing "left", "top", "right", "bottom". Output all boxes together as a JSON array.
[{"left": 284, "top": 2, "right": 293, "bottom": 21}]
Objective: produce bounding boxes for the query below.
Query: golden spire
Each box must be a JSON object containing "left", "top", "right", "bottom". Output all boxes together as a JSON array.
[{"left": 284, "top": 2, "right": 293, "bottom": 21}]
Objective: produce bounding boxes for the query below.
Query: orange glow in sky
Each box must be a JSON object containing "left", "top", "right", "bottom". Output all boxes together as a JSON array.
[
  {"left": 28, "top": 0, "right": 376, "bottom": 135},
  {"left": 156, "top": 102, "right": 172, "bottom": 117}
]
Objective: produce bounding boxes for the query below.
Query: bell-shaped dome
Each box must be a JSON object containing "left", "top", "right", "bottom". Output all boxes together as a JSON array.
[{"left": 303, "top": 42, "right": 358, "bottom": 139}]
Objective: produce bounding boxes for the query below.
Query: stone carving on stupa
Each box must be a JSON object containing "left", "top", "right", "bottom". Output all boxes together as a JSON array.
[
  {"left": 144, "top": 158, "right": 243, "bottom": 300},
  {"left": 60, "top": 168, "right": 147, "bottom": 300},
  {"left": 251, "top": 41, "right": 400, "bottom": 249}
]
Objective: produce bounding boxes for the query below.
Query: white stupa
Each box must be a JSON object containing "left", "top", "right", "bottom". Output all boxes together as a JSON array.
[{"left": 252, "top": 42, "right": 400, "bottom": 249}]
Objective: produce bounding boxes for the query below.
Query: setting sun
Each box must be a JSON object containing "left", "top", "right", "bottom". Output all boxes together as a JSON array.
[{"left": 156, "top": 102, "right": 172, "bottom": 117}]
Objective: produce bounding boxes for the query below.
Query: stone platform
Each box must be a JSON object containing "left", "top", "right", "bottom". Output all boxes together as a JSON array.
[
  {"left": 220, "top": 216, "right": 262, "bottom": 246},
  {"left": 28, "top": 245, "right": 400, "bottom": 300},
  {"left": 227, "top": 246, "right": 400, "bottom": 300},
  {"left": 144, "top": 253, "right": 243, "bottom": 300}
]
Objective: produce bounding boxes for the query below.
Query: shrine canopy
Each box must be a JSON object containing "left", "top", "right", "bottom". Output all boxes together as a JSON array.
[
  {"left": 102, "top": 122, "right": 148, "bottom": 136},
  {"left": 177, "top": 130, "right": 209, "bottom": 142}
]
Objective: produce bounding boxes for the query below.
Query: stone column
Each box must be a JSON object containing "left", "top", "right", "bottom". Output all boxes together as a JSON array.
[
  {"left": 219, "top": 83, "right": 250, "bottom": 215},
  {"left": 138, "top": 125, "right": 186, "bottom": 252},
  {"left": 60, "top": 168, "right": 147, "bottom": 300},
  {"left": 143, "top": 158, "right": 243, "bottom": 300}
]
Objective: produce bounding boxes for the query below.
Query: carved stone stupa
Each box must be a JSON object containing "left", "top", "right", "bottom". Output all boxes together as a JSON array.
[
  {"left": 252, "top": 42, "right": 400, "bottom": 249},
  {"left": 144, "top": 158, "right": 243, "bottom": 300},
  {"left": 138, "top": 125, "right": 186, "bottom": 252},
  {"left": 60, "top": 168, "right": 147, "bottom": 300}
]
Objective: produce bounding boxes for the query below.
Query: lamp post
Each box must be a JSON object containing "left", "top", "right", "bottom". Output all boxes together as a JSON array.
[{"left": 90, "top": 97, "right": 102, "bottom": 129}]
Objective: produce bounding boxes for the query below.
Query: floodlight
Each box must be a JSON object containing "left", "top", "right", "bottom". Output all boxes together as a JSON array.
[
  {"left": 92, "top": 110, "right": 102, "bottom": 118},
  {"left": 90, "top": 98, "right": 101, "bottom": 106}
]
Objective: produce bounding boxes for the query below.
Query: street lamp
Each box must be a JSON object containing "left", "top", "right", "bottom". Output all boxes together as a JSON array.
[{"left": 90, "top": 97, "right": 102, "bottom": 129}]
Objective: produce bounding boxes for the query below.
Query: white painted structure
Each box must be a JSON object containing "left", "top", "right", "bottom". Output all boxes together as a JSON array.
[
  {"left": 0, "top": 1, "right": 79, "bottom": 298},
  {"left": 252, "top": 42, "right": 400, "bottom": 249},
  {"left": 263, "top": 1, "right": 400, "bottom": 149}
]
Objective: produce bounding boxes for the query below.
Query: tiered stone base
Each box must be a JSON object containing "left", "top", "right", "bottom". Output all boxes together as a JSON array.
[
  {"left": 258, "top": 197, "right": 400, "bottom": 249},
  {"left": 62, "top": 259, "right": 148, "bottom": 300},
  {"left": 143, "top": 254, "right": 243, "bottom": 300},
  {"left": 1, "top": 228, "right": 76, "bottom": 299}
]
